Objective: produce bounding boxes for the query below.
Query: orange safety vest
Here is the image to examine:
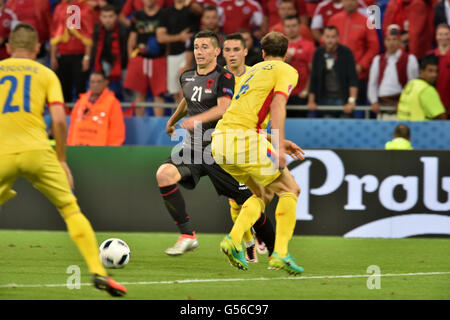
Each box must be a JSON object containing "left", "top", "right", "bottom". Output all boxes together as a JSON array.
[{"left": 67, "top": 89, "right": 125, "bottom": 146}]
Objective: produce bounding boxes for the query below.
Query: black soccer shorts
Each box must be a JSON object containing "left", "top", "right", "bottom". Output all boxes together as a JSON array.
[{"left": 164, "top": 148, "right": 251, "bottom": 205}]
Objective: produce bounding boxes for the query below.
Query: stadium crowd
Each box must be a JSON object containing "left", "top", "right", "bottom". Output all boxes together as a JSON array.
[{"left": 0, "top": 0, "right": 448, "bottom": 122}]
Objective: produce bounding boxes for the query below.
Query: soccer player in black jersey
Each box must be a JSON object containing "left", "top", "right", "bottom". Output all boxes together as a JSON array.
[{"left": 156, "top": 30, "right": 275, "bottom": 258}]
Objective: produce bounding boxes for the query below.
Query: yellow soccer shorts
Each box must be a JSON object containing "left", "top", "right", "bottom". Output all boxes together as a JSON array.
[
  {"left": 0, "top": 149, "right": 80, "bottom": 218},
  {"left": 211, "top": 130, "right": 281, "bottom": 187}
]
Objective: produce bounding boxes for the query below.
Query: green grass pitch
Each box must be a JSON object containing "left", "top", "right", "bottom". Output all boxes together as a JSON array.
[{"left": 0, "top": 230, "right": 449, "bottom": 300}]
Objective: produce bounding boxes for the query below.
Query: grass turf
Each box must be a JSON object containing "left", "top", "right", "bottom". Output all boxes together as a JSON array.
[{"left": 0, "top": 230, "right": 449, "bottom": 300}]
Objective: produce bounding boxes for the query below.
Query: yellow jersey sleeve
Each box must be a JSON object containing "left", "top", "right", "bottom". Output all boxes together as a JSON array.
[
  {"left": 46, "top": 69, "right": 64, "bottom": 106},
  {"left": 273, "top": 63, "right": 298, "bottom": 99}
]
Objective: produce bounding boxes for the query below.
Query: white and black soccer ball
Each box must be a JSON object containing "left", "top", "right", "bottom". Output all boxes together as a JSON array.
[{"left": 99, "top": 238, "right": 130, "bottom": 269}]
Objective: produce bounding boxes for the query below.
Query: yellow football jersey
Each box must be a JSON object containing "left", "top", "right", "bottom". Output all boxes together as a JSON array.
[
  {"left": 216, "top": 60, "right": 298, "bottom": 132},
  {"left": 0, "top": 58, "right": 64, "bottom": 155},
  {"left": 224, "top": 65, "right": 250, "bottom": 94}
]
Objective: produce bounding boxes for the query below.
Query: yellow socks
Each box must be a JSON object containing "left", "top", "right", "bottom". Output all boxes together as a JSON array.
[
  {"left": 65, "top": 212, "right": 107, "bottom": 277},
  {"left": 229, "top": 199, "right": 254, "bottom": 243},
  {"left": 274, "top": 193, "right": 298, "bottom": 257},
  {"left": 229, "top": 195, "right": 265, "bottom": 244}
]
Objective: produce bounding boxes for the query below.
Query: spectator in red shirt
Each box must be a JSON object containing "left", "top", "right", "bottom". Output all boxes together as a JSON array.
[
  {"left": 0, "top": 0, "right": 18, "bottom": 61},
  {"left": 269, "top": 0, "right": 314, "bottom": 42},
  {"left": 5, "top": 0, "right": 52, "bottom": 62},
  {"left": 261, "top": 0, "right": 308, "bottom": 34},
  {"left": 220, "top": 0, "right": 263, "bottom": 37},
  {"left": 284, "top": 15, "right": 315, "bottom": 116},
  {"left": 383, "top": 0, "right": 435, "bottom": 60},
  {"left": 327, "top": 0, "right": 379, "bottom": 106},
  {"left": 50, "top": 0, "right": 95, "bottom": 103},
  {"left": 310, "top": 0, "right": 368, "bottom": 42},
  {"left": 429, "top": 24, "right": 450, "bottom": 117}
]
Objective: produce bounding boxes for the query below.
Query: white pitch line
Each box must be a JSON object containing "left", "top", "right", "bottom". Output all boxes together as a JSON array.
[{"left": 1, "top": 271, "right": 449, "bottom": 289}]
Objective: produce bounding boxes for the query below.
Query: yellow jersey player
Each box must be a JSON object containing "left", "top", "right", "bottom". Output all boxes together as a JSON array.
[
  {"left": 0, "top": 23, "right": 126, "bottom": 296},
  {"left": 212, "top": 31, "right": 306, "bottom": 274},
  {"left": 223, "top": 32, "right": 275, "bottom": 263}
]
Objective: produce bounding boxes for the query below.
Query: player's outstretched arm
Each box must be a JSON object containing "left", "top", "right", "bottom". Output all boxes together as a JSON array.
[
  {"left": 166, "top": 98, "right": 188, "bottom": 136},
  {"left": 180, "top": 96, "right": 231, "bottom": 131},
  {"left": 49, "top": 103, "right": 74, "bottom": 189}
]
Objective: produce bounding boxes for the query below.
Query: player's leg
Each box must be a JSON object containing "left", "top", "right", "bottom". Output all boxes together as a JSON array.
[
  {"left": 19, "top": 150, "right": 126, "bottom": 295},
  {"left": 228, "top": 177, "right": 267, "bottom": 246},
  {"left": 265, "top": 168, "right": 304, "bottom": 275},
  {"left": 0, "top": 154, "right": 19, "bottom": 208},
  {"left": 229, "top": 198, "right": 258, "bottom": 262},
  {"left": 252, "top": 189, "right": 275, "bottom": 257},
  {"left": 229, "top": 190, "right": 275, "bottom": 262},
  {"left": 156, "top": 151, "right": 202, "bottom": 255},
  {"left": 156, "top": 163, "right": 190, "bottom": 234},
  {"left": 220, "top": 177, "right": 267, "bottom": 270}
]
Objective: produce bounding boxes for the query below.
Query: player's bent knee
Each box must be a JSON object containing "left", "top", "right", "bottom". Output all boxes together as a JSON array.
[
  {"left": 156, "top": 164, "right": 181, "bottom": 186},
  {"left": 293, "top": 185, "right": 301, "bottom": 197},
  {"left": 261, "top": 190, "right": 274, "bottom": 205}
]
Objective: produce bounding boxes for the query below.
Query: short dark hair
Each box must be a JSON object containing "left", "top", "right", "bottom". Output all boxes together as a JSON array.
[
  {"left": 324, "top": 25, "right": 339, "bottom": 36},
  {"left": 194, "top": 30, "right": 219, "bottom": 48},
  {"left": 280, "top": 0, "right": 295, "bottom": 5},
  {"left": 436, "top": 23, "right": 450, "bottom": 33},
  {"left": 203, "top": 5, "right": 218, "bottom": 13},
  {"left": 90, "top": 71, "right": 107, "bottom": 79},
  {"left": 420, "top": 54, "right": 438, "bottom": 71},
  {"left": 224, "top": 33, "right": 246, "bottom": 49},
  {"left": 283, "top": 15, "right": 300, "bottom": 23},
  {"left": 261, "top": 31, "right": 288, "bottom": 58},
  {"left": 394, "top": 124, "right": 411, "bottom": 140},
  {"left": 237, "top": 28, "right": 251, "bottom": 35},
  {"left": 100, "top": 4, "right": 118, "bottom": 14}
]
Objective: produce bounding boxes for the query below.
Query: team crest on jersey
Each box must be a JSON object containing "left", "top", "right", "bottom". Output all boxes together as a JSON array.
[{"left": 206, "top": 79, "right": 215, "bottom": 89}]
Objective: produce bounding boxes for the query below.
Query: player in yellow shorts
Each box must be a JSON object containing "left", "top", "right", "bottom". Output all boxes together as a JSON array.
[
  {"left": 212, "top": 31, "right": 306, "bottom": 274},
  {"left": 0, "top": 23, "right": 126, "bottom": 296}
]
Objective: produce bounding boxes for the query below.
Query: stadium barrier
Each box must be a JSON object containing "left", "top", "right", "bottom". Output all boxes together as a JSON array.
[
  {"left": 65, "top": 102, "right": 394, "bottom": 119},
  {"left": 1, "top": 147, "right": 449, "bottom": 238},
  {"left": 44, "top": 116, "right": 450, "bottom": 149}
]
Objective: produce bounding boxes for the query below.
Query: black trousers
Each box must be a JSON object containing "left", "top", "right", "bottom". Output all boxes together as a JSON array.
[{"left": 57, "top": 54, "right": 89, "bottom": 103}]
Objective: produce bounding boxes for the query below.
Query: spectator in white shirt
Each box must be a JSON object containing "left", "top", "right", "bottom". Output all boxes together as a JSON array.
[{"left": 368, "top": 25, "right": 419, "bottom": 117}]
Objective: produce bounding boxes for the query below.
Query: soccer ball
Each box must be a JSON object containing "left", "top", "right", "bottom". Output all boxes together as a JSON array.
[{"left": 99, "top": 238, "right": 130, "bottom": 269}]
